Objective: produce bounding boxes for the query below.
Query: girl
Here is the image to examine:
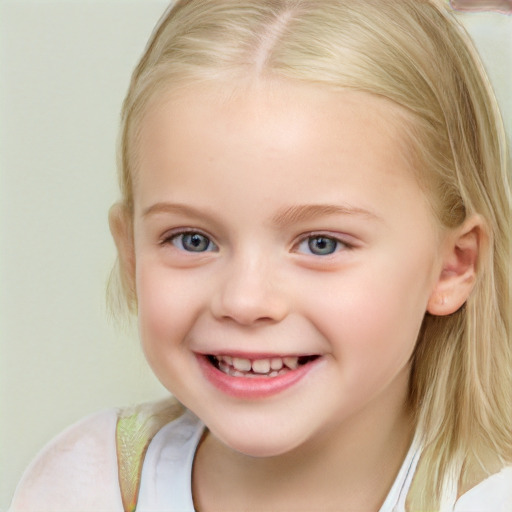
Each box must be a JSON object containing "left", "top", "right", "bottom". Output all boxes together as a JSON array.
[{"left": 10, "top": 0, "right": 512, "bottom": 510}]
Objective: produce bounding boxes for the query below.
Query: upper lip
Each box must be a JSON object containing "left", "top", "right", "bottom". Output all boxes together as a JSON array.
[{"left": 197, "top": 351, "right": 321, "bottom": 359}]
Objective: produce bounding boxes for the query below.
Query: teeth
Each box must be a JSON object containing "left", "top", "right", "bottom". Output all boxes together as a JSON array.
[
  {"left": 252, "top": 359, "right": 271, "bottom": 374},
  {"left": 218, "top": 362, "right": 231, "bottom": 374},
  {"left": 270, "top": 358, "right": 283, "bottom": 371},
  {"left": 213, "top": 354, "right": 308, "bottom": 376},
  {"left": 283, "top": 357, "right": 299, "bottom": 370},
  {"left": 232, "top": 357, "right": 252, "bottom": 372}
]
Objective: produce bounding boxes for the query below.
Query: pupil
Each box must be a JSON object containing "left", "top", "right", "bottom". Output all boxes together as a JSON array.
[
  {"left": 184, "top": 233, "right": 208, "bottom": 251},
  {"left": 309, "top": 236, "right": 336, "bottom": 255}
]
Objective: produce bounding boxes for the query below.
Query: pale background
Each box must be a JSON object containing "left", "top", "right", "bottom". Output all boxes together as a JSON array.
[{"left": 0, "top": 2, "right": 510, "bottom": 509}]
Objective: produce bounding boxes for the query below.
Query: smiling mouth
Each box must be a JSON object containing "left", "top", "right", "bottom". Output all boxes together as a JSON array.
[{"left": 206, "top": 354, "right": 320, "bottom": 378}]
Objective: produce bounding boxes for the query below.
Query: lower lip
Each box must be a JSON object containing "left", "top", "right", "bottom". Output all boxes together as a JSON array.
[{"left": 197, "top": 355, "right": 320, "bottom": 399}]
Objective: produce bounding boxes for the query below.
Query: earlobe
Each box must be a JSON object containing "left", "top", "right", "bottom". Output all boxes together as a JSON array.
[
  {"left": 109, "top": 203, "right": 136, "bottom": 289},
  {"left": 427, "top": 215, "right": 486, "bottom": 316}
]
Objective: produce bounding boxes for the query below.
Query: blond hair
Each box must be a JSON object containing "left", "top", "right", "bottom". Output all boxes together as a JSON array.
[{"left": 113, "top": 0, "right": 512, "bottom": 508}]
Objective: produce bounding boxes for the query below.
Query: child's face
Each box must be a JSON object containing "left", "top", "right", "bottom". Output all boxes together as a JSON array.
[{"left": 130, "top": 81, "right": 446, "bottom": 456}]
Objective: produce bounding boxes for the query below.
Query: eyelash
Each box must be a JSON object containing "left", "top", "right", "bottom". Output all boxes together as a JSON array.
[
  {"left": 295, "top": 233, "right": 353, "bottom": 256},
  {"left": 160, "top": 230, "right": 218, "bottom": 253},
  {"left": 160, "top": 229, "right": 353, "bottom": 257}
]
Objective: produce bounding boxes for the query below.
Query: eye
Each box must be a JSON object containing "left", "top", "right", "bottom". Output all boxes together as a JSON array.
[
  {"left": 169, "top": 231, "right": 217, "bottom": 252},
  {"left": 297, "top": 235, "right": 345, "bottom": 256}
]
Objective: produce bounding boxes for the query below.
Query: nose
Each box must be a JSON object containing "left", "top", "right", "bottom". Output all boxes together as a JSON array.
[{"left": 210, "top": 252, "right": 289, "bottom": 326}]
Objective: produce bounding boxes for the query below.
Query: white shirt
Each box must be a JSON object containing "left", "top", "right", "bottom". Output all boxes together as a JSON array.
[
  {"left": 137, "top": 410, "right": 512, "bottom": 512},
  {"left": 10, "top": 409, "right": 512, "bottom": 511}
]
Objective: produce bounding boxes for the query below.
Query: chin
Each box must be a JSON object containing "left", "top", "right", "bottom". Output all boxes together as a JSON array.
[
  {"left": 227, "top": 440, "right": 299, "bottom": 458},
  {"left": 209, "top": 422, "right": 307, "bottom": 458}
]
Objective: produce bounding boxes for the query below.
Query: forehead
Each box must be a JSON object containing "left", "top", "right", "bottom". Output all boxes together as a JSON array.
[
  {"left": 136, "top": 80, "right": 414, "bottom": 171},
  {"left": 132, "top": 80, "right": 426, "bottom": 222}
]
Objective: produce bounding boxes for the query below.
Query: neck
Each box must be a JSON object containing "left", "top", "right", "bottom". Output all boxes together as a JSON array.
[{"left": 193, "top": 372, "right": 415, "bottom": 511}]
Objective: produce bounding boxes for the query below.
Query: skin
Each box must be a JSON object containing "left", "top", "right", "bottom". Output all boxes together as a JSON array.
[{"left": 111, "top": 80, "right": 480, "bottom": 510}]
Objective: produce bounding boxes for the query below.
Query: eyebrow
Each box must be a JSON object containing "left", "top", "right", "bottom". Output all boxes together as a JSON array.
[
  {"left": 143, "top": 202, "right": 209, "bottom": 218},
  {"left": 271, "top": 204, "right": 381, "bottom": 227},
  {"left": 143, "top": 201, "right": 381, "bottom": 226}
]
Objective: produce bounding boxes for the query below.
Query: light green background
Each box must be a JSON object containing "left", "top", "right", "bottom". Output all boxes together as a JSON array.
[{"left": 0, "top": 2, "right": 510, "bottom": 510}]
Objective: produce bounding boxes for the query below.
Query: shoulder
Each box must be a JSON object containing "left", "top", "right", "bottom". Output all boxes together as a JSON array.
[
  {"left": 455, "top": 466, "right": 512, "bottom": 511},
  {"left": 9, "top": 409, "right": 123, "bottom": 512}
]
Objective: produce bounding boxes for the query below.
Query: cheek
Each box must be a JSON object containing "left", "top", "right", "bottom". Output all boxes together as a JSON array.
[
  {"left": 135, "top": 258, "right": 216, "bottom": 353},
  {"left": 135, "top": 262, "right": 202, "bottom": 392},
  {"left": 137, "top": 264, "right": 171, "bottom": 337},
  {"left": 135, "top": 261, "right": 195, "bottom": 347},
  {"left": 310, "top": 256, "right": 434, "bottom": 366}
]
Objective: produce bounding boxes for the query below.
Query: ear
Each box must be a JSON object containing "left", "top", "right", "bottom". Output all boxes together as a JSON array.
[
  {"left": 427, "top": 215, "right": 486, "bottom": 316},
  {"left": 109, "top": 203, "right": 136, "bottom": 292}
]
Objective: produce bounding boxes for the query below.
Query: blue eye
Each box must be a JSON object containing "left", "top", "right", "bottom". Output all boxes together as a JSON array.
[
  {"left": 171, "top": 232, "right": 216, "bottom": 252},
  {"left": 298, "top": 235, "right": 342, "bottom": 256}
]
